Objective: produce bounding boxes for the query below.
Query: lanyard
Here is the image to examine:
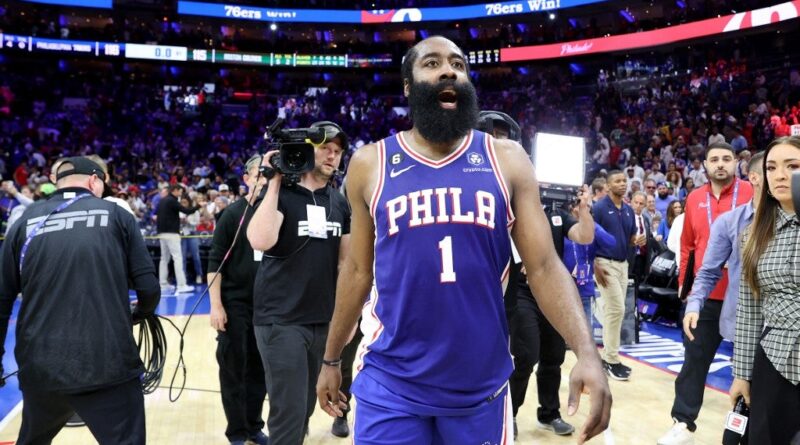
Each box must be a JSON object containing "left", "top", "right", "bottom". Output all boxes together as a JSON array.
[
  {"left": 572, "top": 239, "right": 589, "bottom": 268},
  {"left": 571, "top": 240, "right": 591, "bottom": 284},
  {"left": 19, "top": 194, "right": 90, "bottom": 274},
  {"left": 705, "top": 179, "right": 740, "bottom": 227}
]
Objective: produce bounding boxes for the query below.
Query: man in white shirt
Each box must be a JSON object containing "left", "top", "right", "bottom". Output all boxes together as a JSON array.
[
  {"left": 708, "top": 126, "right": 725, "bottom": 146},
  {"left": 628, "top": 158, "right": 645, "bottom": 182},
  {"left": 687, "top": 158, "right": 708, "bottom": 186}
]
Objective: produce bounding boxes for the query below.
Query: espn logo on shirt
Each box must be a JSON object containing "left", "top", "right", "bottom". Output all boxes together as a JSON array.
[
  {"left": 297, "top": 221, "right": 343, "bottom": 237},
  {"left": 26, "top": 210, "right": 110, "bottom": 237}
]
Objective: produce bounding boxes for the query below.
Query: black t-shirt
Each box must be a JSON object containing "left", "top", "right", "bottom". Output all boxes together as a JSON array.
[
  {"left": 0, "top": 187, "right": 160, "bottom": 393},
  {"left": 515, "top": 205, "right": 578, "bottom": 302},
  {"left": 207, "top": 196, "right": 261, "bottom": 307},
  {"left": 253, "top": 184, "right": 351, "bottom": 325}
]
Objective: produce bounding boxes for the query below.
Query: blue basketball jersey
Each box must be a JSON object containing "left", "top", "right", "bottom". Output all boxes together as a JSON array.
[{"left": 354, "top": 130, "right": 514, "bottom": 413}]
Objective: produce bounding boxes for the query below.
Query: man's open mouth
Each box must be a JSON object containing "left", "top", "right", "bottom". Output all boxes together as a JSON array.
[{"left": 438, "top": 90, "right": 458, "bottom": 109}]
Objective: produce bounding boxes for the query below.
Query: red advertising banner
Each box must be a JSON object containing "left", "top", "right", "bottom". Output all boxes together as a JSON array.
[{"left": 501, "top": 0, "right": 800, "bottom": 62}]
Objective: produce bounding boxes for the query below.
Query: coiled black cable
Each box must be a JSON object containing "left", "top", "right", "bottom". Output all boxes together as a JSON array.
[
  {"left": 150, "top": 164, "right": 268, "bottom": 402},
  {"left": 134, "top": 314, "right": 170, "bottom": 394}
]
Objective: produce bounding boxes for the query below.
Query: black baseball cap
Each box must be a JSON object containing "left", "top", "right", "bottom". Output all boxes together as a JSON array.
[{"left": 56, "top": 157, "right": 106, "bottom": 182}]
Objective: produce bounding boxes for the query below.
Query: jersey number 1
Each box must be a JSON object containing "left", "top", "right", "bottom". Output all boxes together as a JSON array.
[{"left": 438, "top": 236, "right": 456, "bottom": 283}]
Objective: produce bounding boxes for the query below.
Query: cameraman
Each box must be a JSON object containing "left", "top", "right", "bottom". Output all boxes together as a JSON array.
[
  {"left": 246, "top": 121, "right": 351, "bottom": 444},
  {"left": 0, "top": 156, "right": 159, "bottom": 444}
]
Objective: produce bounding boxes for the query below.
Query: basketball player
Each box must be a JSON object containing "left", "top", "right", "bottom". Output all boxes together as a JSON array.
[{"left": 316, "top": 36, "right": 611, "bottom": 444}]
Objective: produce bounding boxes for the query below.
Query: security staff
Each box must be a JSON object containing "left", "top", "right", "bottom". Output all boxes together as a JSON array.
[
  {"left": 0, "top": 156, "right": 160, "bottom": 444},
  {"left": 247, "top": 121, "right": 351, "bottom": 444},
  {"left": 477, "top": 111, "right": 594, "bottom": 438},
  {"left": 208, "top": 154, "right": 269, "bottom": 445},
  {"left": 476, "top": 110, "right": 524, "bottom": 320}
]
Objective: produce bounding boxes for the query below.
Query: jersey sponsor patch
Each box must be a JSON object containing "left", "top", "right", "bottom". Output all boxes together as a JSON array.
[{"left": 467, "top": 151, "right": 485, "bottom": 166}]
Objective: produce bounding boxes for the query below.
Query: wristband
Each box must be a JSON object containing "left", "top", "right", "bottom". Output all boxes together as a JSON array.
[{"left": 322, "top": 358, "right": 342, "bottom": 367}]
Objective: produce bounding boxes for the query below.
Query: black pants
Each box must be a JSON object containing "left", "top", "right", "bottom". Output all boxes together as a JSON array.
[
  {"left": 630, "top": 254, "right": 648, "bottom": 284},
  {"left": 216, "top": 305, "right": 267, "bottom": 442},
  {"left": 255, "top": 323, "right": 327, "bottom": 445},
  {"left": 509, "top": 296, "right": 566, "bottom": 423},
  {"left": 18, "top": 377, "right": 145, "bottom": 445},
  {"left": 341, "top": 323, "right": 364, "bottom": 405},
  {"left": 671, "top": 299, "right": 723, "bottom": 431},
  {"left": 750, "top": 342, "right": 800, "bottom": 445}
]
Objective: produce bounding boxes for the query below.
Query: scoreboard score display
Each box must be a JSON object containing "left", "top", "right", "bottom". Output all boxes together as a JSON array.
[
  {"left": 467, "top": 49, "right": 500, "bottom": 65},
  {"left": 125, "top": 44, "right": 188, "bottom": 61}
]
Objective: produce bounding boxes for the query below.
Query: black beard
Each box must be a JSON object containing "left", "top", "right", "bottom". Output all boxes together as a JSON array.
[{"left": 407, "top": 78, "right": 479, "bottom": 144}]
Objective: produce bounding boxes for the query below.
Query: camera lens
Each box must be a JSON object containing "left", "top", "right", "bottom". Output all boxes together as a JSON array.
[{"left": 284, "top": 149, "right": 306, "bottom": 171}]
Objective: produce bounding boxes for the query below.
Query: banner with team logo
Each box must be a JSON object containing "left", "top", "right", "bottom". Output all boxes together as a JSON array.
[
  {"left": 177, "top": 0, "right": 606, "bottom": 24},
  {"left": 502, "top": 0, "right": 800, "bottom": 61}
]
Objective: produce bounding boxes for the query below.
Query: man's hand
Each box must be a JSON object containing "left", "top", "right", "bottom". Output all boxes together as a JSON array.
[
  {"left": 594, "top": 260, "right": 609, "bottom": 288},
  {"left": 261, "top": 150, "right": 283, "bottom": 186},
  {"left": 634, "top": 234, "right": 647, "bottom": 247},
  {"left": 729, "top": 378, "right": 751, "bottom": 407},
  {"left": 1, "top": 181, "right": 17, "bottom": 196},
  {"left": 316, "top": 365, "right": 348, "bottom": 418},
  {"left": 577, "top": 184, "right": 591, "bottom": 211},
  {"left": 210, "top": 303, "right": 227, "bottom": 332},
  {"left": 682, "top": 311, "right": 699, "bottom": 341},
  {"left": 567, "top": 355, "right": 613, "bottom": 444}
]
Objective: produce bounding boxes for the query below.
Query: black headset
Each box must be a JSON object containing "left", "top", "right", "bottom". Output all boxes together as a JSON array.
[
  {"left": 476, "top": 110, "right": 522, "bottom": 142},
  {"left": 310, "top": 120, "right": 349, "bottom": 173}
]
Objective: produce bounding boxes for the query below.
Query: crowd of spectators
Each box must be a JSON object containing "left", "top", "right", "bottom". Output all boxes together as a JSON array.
[
  {"left": 586, "top": 60, "right": 800, "bottom": 205},
  {"left": 1, "top": 39, "right": 799, "bottom": 240}
]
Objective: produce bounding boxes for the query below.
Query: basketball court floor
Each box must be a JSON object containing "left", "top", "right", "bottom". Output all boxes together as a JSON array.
[{"left": 0, "top": 288, "right": 734, "bottom": 444}]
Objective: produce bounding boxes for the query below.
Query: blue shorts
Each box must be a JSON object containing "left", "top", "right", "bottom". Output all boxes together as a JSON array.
[{"left": 352, "top": 373, "right": 513, "bottom": 444}]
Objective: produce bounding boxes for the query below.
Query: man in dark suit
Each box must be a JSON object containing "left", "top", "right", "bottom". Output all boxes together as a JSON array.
[{"left": 628, "top": 191, "right": 658, "bottom": 282}]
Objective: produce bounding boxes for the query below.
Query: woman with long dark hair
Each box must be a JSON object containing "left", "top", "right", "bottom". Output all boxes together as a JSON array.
[
  {"left": 656, "top": 200, "right": 683, "bottom": 242},
  {"left": 732, "top": 136, "right": 800, "bottom": 444},
  {"left": 679, "top": 177, "right": 695, "bottom": 200}
]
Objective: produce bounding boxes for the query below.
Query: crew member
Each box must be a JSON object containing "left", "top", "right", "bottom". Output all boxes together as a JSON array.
[
  {"left": 208, "top": 154, "right": 269, "bottom": 445},
  {"left": 0, "top": 156, "right": 160, "bottom": 444},
  {"left": 247, "top": 121, "right": 351, "bottom": 444}
]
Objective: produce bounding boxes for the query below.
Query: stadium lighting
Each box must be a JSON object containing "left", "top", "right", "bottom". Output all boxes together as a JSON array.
[{"left": 270, "top": 23, "right": 277, "bottom": 31}]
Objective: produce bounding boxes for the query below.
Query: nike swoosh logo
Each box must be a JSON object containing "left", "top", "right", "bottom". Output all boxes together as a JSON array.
[{"left": 390, "top": 165, "right": 416, "bottom": 178}]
